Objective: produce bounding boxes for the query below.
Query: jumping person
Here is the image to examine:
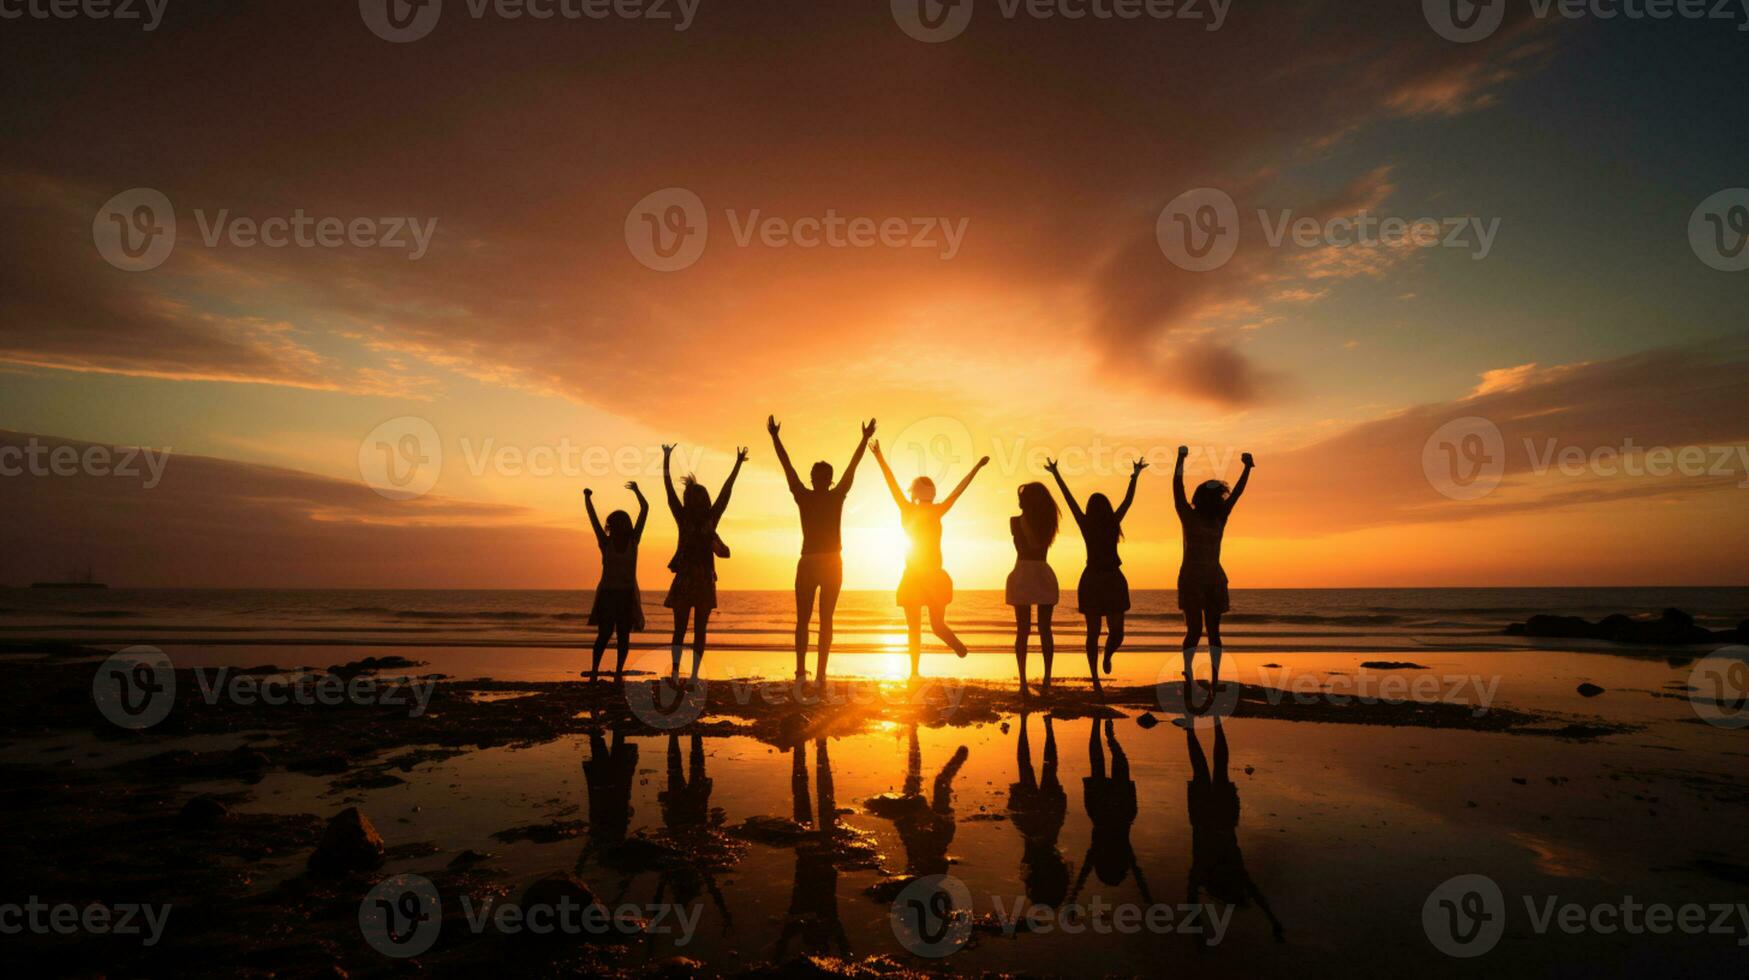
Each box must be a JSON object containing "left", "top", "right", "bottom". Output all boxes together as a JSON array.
[
  {"left": 1006, "top": 481, "right": 1061, "bottom": 696},
  {"left": 1046, "top": 457, "right": 1144, "bottom": 700},
  {"left": 662, "top": 443, "right": 747, "bottom": 682},
  {"left": 870, "top": 440, "right": 988, "bottom": 678},
  {"left": 1174, "top": 446, "right": 1252, "bottom": 700},
  {"left": 583, "top": 481, "right": 648, "bottom": 685},
  {"left": 768, "top": 415, "right": 875, "bottom": 683}
]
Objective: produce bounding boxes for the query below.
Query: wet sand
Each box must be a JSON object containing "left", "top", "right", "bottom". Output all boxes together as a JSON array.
[{"left": 2, "top": 641, "right": 1746, "bottom": 978}]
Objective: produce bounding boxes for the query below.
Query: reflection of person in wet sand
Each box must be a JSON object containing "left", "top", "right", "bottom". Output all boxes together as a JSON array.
[
  {"left": 1185, "top": 716, "right": 1282, "bottom": 944},
  {"left": 579, "top": 727, "right": 638, "bottom": 888},
  {"left": 1006, "top": 712, "right": 1069, "bottom": 908},
  {"left": 653, "top": 732, "right": 731, "bottom": 937},
  {"left": 777, "top": 738, "right": 849, "bottom": 959},
  {"left": 768, "top": 415, "right": 875, "bottom": 683},
  {"left": 866, "top": 725, "right": 969, "bottom": 877},
  {"left": 870, "top": 441, "right": 988, "bottom": 677},
  {"left": 1069, "top": 719, "right": 1154, "bottom": 905}
]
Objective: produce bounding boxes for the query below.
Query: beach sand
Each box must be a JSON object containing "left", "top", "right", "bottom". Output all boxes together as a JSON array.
[{"left": 2, "top": 635, "right": 1746, "bottom": 977}]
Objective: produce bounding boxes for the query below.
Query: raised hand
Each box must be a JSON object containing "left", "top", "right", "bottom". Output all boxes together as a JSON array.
[
  {"left": 861, "top": 418, "right": 877, "bottom": 440},
  {"left": 663, "top": 443, "right": 676, "bottom": 458},
  {"left": 870, "top": 439, "right": 883, "bottom": 458},
  {"left": 736, "top": 446, "right": 750, "bottom": 464},
  {"left": 1241, "top": 452, "right": 1255, "bottom": 468},
  {"left": 975, "top": 456, "right": 991, "bottom": 470},
  {"left": 625, "top": 480, "right": 641, "bottom": 493},
  {"left": 767, "top": 415, "right": 780, "bottom": 436},
  {"left": 1132, "top": 457, "right": 1150, "bottom": 476},
  {"left": 1044, "top": 457, "right": 1059, "bottom": 476},
  {"left": 1177, "top": 445, "right": 1190, "bottom": 460},
  {"left": 584, "top": 487, "right": 594, "bottom": 498}
]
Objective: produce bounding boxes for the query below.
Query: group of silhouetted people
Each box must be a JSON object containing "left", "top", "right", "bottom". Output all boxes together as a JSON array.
[{"left": 581, "top": 418, "right": 1254, "bottom": 698}]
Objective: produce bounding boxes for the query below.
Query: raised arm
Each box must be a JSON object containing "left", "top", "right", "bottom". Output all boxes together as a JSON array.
[
  {"left": 1115, "top": 458, "right": 1147, "bottom": 522},
  {"left": 767, "top": 416, "right": 804, "bottom": 496},
  {"left": 940, "top": 456, "right": 990, "bottom": 513},
  {"left": 869, "top": 440, "right": 908, "bottom": 508},
  {"left": 583, "top": 488, "right": 606, "bottom": 544},
  {"left": 1045, "top": 458, "right": 1084, "bottom": 526},
  {"left": 835, "top": 418, "right": 875, "bottom": 494},
  {"left": 712, "top": 447, "right": 749, "bottom": 522},
  {"left": 662, "top": 444, "right": 683, "bottom": 518},
  {"left": 627, "top": 481, "right": 649, "bottom": 537},
  {"left": 1225, "top": 452, "right": 1254, "bottom": 514},
  {"left": 1173, "top": 445, "right": 1190, "bottom": 517}
]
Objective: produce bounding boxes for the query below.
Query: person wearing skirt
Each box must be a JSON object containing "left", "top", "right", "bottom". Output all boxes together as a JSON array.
[
  {"left": 1047, "top": 456, "right": 1145, "bottom": 700},
  {"left": 584, "top": 481, "right": 648, "bottom": 685},
  {"left": 872, "top": 439, "right": 988, "bottom": 678},
  {"left": 1174, "top": 446, "right": 1253, "bottom": 703},
  {"left": 662, "top": 443, "right": 747, "bottom": 682},
  {"left": 1005, "top": 481, "right": 1061, "bottom": 696}
]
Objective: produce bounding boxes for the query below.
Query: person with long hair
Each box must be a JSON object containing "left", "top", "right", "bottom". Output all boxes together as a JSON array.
[
  {"left": 1006, "top": 481, "right": 1061, "bottom": 696},
  {"left": 662, "top": 442, "right": 747, "bottom": 682},
  {"left": 768, "top": 414, "right": 875, "bottom": 684},
  {"left": 583, "top": 481, "right": 648, "bottom": 685},
  {"left": 1174, "top": 446, "right": 1252, "bottom": 699},
  {"left": 869, "top": 440, "right": 988, "bottom": 678},
  {"left": 1045, "top": 456, "right": 1144, "bottom": 699}
]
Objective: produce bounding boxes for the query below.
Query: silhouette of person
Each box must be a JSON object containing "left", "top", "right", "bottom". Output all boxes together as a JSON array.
[
  {"left": 1006, "top": 482, "right": 1061, "bottom": 697},
  {"left": 776, "top": 738, "right": 851, "bottom": 959},
  {"left": 1175, "top": 447, "right": 1252, "bottom": 697},
  {"left": 867, "top": 724, "right": 969, "bottom": 877},
  {"left": 583, "top": 481, "right": 648, "bottom": 685},
  {"left": 1006, "top": 712, "right": 1070, "bottom": 909},
  {"left": 1046, "top": 457, "right": 1145, "bottom": 699},
  {"left": 768, "top": 415, "right": 875, "bottom": 683},
  {"left": 1184, "top": 715, "right": 1282, "bottom": 944},
  {"left": 870, "top": 440, "right": 988, "bottom": 678},
  {"left": 662, "top": 443, "right": 747, "bottom": 681},
  {"left": 1069, "top": 718, "right": 1154, "bottom": 906}
]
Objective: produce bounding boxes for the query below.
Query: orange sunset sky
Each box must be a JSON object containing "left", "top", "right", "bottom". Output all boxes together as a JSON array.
[{"left": 2, "top": 2, "right": 1747, "bottom": 589}]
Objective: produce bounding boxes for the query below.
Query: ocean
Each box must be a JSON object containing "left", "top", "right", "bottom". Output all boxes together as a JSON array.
[{"left": 5, "top": 586, "right": 1745, "bottom": 654}]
